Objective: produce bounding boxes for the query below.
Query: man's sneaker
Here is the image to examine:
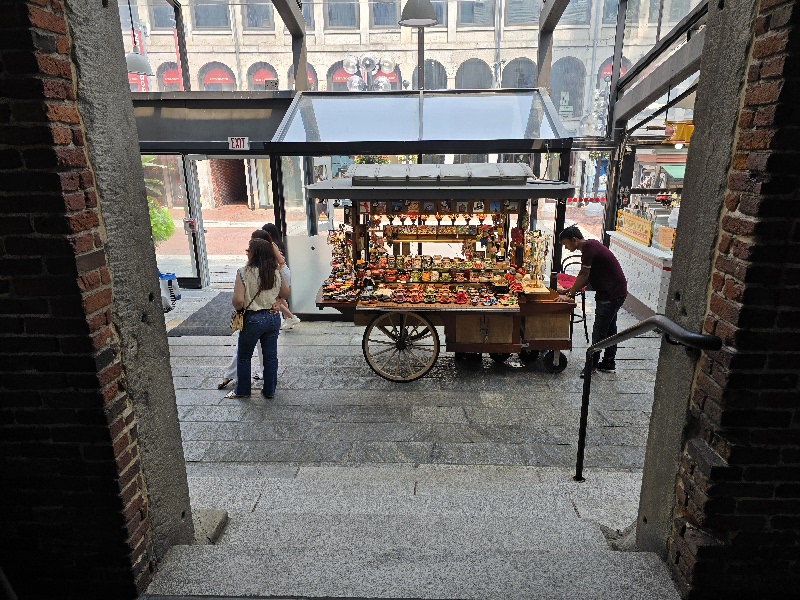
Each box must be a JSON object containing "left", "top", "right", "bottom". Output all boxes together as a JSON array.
[
  {"left": 580, "top": 366, "right": 597, "bottom": 378},
  {"left": 596, "top": 360, "right": 617, "bottom": 373},
  {"left": 281, "top": 316, "right": 301, "bottom": 330}
]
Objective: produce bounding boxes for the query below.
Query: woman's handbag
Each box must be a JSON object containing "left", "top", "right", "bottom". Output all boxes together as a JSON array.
[{"left": 230, "top": 273, "right": 262, "bottom": 331}]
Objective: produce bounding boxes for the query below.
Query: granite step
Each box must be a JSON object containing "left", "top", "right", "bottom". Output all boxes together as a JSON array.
[
  {"left": 145, "top": 545, "right": 680, "bottom": 599},
  {"left": 144, "top": 466, "right": 678, "bottom": 599},
  {"left": 215, "top": 508, "right": 610, "bottom": 552}
]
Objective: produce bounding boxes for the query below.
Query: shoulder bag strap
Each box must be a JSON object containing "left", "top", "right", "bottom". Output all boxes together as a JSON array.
[{"left": 239, "top": 269, "right": 263, "bottom": 312}]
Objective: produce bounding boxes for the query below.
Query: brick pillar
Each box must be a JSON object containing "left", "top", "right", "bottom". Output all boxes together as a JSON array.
[
  {"left": 0, "top": 1, "right": 157, "bottom": 597},
  {"left": 669, "top": 1, "right": 800, "bottom": 597},
  {"left": 210, "top": 158, "right": 247, "bottom": 205}
]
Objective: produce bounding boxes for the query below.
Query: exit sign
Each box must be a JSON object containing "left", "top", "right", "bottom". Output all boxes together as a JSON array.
[{"left": 228, "top": 136, "right": 249, "bottom": 150}]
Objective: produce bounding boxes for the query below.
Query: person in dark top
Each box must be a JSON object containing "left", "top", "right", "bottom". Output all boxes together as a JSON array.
[{"left": 557, "top": 225, "right": 628, "bottom": 377}]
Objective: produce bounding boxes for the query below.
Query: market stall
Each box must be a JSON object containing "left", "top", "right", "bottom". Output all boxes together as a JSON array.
[
  {"left": 308, "top": 163, "right": 576, "bottom": 382},
  {"left": 610, "top": 146, "right": 684, "bottom": 315}
]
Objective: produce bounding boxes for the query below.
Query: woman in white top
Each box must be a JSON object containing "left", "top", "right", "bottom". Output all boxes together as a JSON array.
[
  {"left": 224, "top": 238, "right": 290, "bottom": 400},
  {"left": 218, "top": 230, "right": 290, "bottom": 390}
]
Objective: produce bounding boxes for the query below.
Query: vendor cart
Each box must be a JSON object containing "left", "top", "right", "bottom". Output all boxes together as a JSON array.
[{"left": 309, "top": 163, "right": 576, "bottom": 382}]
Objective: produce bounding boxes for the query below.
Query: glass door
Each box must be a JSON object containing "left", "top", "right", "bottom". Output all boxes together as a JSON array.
[{"left": 145, "top": 154, "right": 204, "bottom": 288}]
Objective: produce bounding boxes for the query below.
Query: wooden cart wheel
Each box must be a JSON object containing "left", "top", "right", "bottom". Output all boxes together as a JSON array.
[
  {"left": 489, "top": 353, "right": 511, "bottom": 363},
  {"left": 518, "top": 349, "right": 540, "bottom": 364},
  {"left": 362, "top": 311, "right": 440, "bottom": 382},
  {"left": 542, "top": 350, "right": 568, "bottom": 373}
]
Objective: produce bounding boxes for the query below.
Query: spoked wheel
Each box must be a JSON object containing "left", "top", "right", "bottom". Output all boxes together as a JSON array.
[
  {"left": 362, "top": 311, "right": 440, "bottom": 382},
  {"left": 519, "top": 349, "right": 540, "bottom": 364},
  {"left": 542, "top": 350, "right": 568, "bottom": 373}
]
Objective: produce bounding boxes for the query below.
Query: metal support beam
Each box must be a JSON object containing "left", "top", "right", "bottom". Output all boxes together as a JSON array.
[
  {"left": 292, "top": 35, "right": 309, "bottom": 92},
  {"left": 605, "top": 0, "right": 628, "bottom": 138},
  {"left": 271, "top": 0, "right": 307, "bottom": 91},
  {"left": 537, "top": 30, "right": 553, "bottom": 91},
  {"left": 418, "top": 28, "right": 425, "bottom": 90},
  {"left": 166, "top": 1, "right": 191, "bottom": 91},
  {"left": 304, "top": 156, "right": 317, "bottom": 235},
  {"left": 602, "top": 144, "right": 635, "bottom": 246},
  {"left": 613, "top": 28, "right": 705, "bottom": 127},
  {"left": 550, "top": 151, "right": 571, "bottom": 289},
  {"left": 540, "top": 0, "right": 571, "bottom": 33},
  {"left": 617, "top": 0, "right": 708, "bottom": 92},
  {"left": 536, "top": 0, "right": 569, "bottom": 90},
  {"left": 270, "top": 154, "right": 287, "bottom": 238},
  {"left": 271, "top": 0, "right": 306, "bottom": 37}
]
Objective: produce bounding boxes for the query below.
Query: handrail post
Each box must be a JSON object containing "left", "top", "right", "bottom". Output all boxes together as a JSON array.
[
  {"left": 575, "top": 348, "right": 599, "bottom": 482},
  {"left": 572, "top": 315, "right": 721, "bottom": 482}
]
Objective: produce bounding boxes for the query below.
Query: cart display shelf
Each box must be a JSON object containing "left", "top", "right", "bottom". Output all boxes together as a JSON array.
[
  {"left": 357, "top": 302, "right": 520, "bottom": 313},
  {"left": 388, "top": 235, "right": 480, "bottom": 243}
]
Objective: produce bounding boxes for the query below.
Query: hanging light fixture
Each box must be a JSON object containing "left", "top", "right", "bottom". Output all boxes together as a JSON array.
[
  {"left": 399, "top": 0, "right": 439, "bottom": 27},
  {"left": 125, "top": 0, "right": 154, "bottom": 76},
  {"left": 399, "top": 0, "right": 438, "bottom": 90}
]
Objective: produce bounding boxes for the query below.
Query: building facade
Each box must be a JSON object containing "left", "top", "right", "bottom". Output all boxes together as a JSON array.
[{"left": 121, "top": 0, "right": 697, "bottom": 135}]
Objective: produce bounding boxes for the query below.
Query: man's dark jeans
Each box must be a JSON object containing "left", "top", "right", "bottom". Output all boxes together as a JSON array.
[{"left": 592, "top": 296, "right": 627, "bottom": 366}]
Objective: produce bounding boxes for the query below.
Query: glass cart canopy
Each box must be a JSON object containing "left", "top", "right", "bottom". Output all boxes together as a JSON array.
[
  {"left": 307, "top": 163, "right": 574, "bottom": 200},
  {"left": 271, "top": 89, "right": 572, "bottom": 156}
]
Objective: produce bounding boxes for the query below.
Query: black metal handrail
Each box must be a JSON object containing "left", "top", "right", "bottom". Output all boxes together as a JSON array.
[{"left": 574, "top": 315, "right": 721, "bottom": 481}]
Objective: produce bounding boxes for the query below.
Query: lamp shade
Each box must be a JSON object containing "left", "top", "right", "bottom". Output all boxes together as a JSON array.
[
  {"left": 126, "top": 45, "right": 154, "bottom": 76},
  {"left": 399, "top": 0, "right": 439, "bottom": 27}
]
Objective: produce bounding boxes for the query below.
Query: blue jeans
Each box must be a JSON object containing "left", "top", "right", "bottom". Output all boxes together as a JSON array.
[
  {"left": 235, "top": 311, "right": 280, "bottom": 397},
  {"left": 592, "top": 296, "right": 627, "bottom": 366}
]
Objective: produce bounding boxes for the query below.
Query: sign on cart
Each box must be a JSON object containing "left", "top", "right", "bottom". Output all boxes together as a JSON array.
[{"left": 228, "top": 136, "right": 249, "bottom": 150}]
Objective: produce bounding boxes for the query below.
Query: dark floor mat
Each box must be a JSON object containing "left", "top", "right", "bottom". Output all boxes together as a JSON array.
[{"left": 168, "top": 292, "right": 235, "bottom": 337}]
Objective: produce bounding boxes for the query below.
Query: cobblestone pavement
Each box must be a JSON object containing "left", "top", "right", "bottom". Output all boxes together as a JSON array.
[{"left": 168, "top": 292, "right": 661, "bottom": 471}]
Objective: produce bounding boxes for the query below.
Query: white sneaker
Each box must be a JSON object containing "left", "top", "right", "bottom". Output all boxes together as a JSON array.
[{"left": 281, "top": 316, "right": 301, "bottom": 330}]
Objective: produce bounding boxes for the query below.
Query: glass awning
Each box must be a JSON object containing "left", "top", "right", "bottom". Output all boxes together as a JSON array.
[{"left": 271, "top": 89, "right": 572, "bottom": 155}]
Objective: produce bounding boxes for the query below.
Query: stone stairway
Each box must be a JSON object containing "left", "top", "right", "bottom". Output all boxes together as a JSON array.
[{"left": 143, "top": 465, "right": 680, "bottom": 600}]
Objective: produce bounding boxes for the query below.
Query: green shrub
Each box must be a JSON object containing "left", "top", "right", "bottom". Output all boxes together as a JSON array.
[
  {"left": 142, "top": 155, "right": 176, "bottom": 247},
  {"left": 149, "top": 196, "right": 175, "bottom": 245}
]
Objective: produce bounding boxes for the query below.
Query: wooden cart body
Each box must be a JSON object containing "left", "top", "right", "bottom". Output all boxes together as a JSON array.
[{"left": 317, "top": 287, "right": 574, "bottom": 381}]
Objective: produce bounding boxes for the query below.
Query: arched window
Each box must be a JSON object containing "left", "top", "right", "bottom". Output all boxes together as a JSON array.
[
  {"left": 198, "top": 62, "right": 236, "bottom": 91},
  {"left": 247, "top": 62, "right": 278, "bottom": 90},
  {"left": 412, "top": 59, "right": 448, "bottom": 90},
  {"left": 595, "top": 56, "right": 632, "bottom": 87},
  {"left": 551, "top": 57, "right": 585, "bottom": 119},
  {"left": 456, "top": 59, "right": 493, "bottom": 89},
  {"left": 327, "top": 61, "right": 349, "bottom": 91},
  {"left": 157, "top": 61, "right": 183, "bottom": 92},
  {"left": 287, "top": 64, "right": 318, "bottom": 91},
  {"left": 501, "top": 58, "right": 537, "bottom": 88}
]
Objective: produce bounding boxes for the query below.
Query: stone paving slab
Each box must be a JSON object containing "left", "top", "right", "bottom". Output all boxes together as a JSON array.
[{"left": 168, "top": 304, "right": 660, "bottom": 472}]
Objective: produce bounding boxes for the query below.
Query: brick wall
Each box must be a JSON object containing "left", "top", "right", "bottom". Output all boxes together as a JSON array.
[
  {"left": 0, "top": 1, "right": 154, "bottom": 597},
  {"left": 210, "top": 158, "right": 247, "bottom": 205},
  {"left": 669, "top": 0, "right": 800, "bottom": 597}
]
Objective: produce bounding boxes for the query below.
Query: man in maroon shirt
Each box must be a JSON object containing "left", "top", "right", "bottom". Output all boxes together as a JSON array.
[{"left": 557, "top": 225, "right": 628, "bottom": 377}]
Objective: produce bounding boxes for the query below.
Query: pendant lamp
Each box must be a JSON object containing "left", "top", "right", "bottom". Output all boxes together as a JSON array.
[
  {"left": 399, "top": 0, "right": 439, "bottom": 27},
  {"left": 125, "top": 0, "right": 154, "bottom": 76}
]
